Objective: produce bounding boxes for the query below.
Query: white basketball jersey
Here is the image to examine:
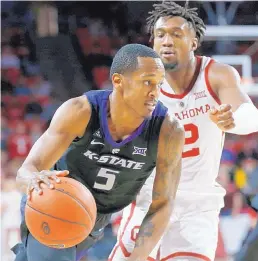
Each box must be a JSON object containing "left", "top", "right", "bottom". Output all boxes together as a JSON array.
[{"left": 160, "top": 56, "right": 225, "bottom": 196}]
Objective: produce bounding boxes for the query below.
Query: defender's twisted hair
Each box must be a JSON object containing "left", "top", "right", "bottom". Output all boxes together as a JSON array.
[{"left": 147, "top": 1, "right": 206, "bottom": 46}]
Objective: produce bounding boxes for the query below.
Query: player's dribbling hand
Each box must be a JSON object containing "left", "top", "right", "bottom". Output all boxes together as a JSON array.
[
  {"left": 209, "top": 104, "right": 235, "bottom": 131},
  {"left": 27, "top": 170, "right": 69, "bottom": 200}
]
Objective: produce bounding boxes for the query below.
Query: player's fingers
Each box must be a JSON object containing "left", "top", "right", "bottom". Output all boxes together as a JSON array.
[
  {"left": 50, "top": 170, "right": 70, "bottom": 183},
  {"left": 55, "top": 170, "right": 69, "bottom": 177},
  {"left": 27, "top": 186, "right": 32, "bottom": 200},
  {"left": 218, "top": 104, "right": 232, "bottom": 113},
  {"left": 217, "top": 118, "right": 235, "bottom": 129},
  {"left": 217, "top": 110, "right": 233, "bottom": 121},
  {"left": 50, "top": 174, "right": 61, "bottom": 183},
  {"left": 38, "top": 175, "right": 54, "bottom": 189},
  {"left": 40, "top": 170, "right": 69, "bottom": 181},
  {"left": 31, "top": 179, "right": 43, "bottom": 195},
  {"left": 209, "top": 106, "right": 218, "bottom": 115},
  {"left": 222, "top": 123, "right": 236, "bottom": 130}
]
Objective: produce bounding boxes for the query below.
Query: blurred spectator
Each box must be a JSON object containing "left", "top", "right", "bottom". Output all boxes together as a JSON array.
[
  {"left": 235, "top": 197, "right": 258, "bottom": 261},
  {"left": 1, "top": 116, "right": 11, "bottom": 149},
  {"left": 1, "top": 178, "right": 22, "bottom": 260},
  {"left": 241, "top": 157, "right": 258, "bottom": 197},
  {"left": 24, "top": 97, "right": 43, "bottom": 116},
  {"left": 5, "top": 159, "right": 24, "bottom": 179},
  {"left": 221, "top": 138, "right": 237, "bottom": 164},
  {"left": 220, "top": 192, "right": 253, "bottom": 257},
  {"left": 14, "top": 76, "right": 31, "bottom": 96},
  {"left": 217, "top": 162, "right": 236, "bottom": 193},
  {"left": 234, "top": 165, "right": 247, "bottom": 191},
  {"left": 7, "top": 122, "right": 32, "bottom": 160},
  {"left": 6, "top": 97, "right": 25, "bottom": 120},
  {"left": 30, "top": 121, "right": 43, "bottom": 144},
  {"left": 88, "top": 18, "right": 108, "bottom": 37},
  {"left": 1, "top": 45, "right": 20, "bottom": 69},
  {"left": 29, "top": 76, "right": 52, "bottom": 97},
  {"left": 9, "top": 27, "right": 26, "bottom": 48},
  {"left": 40, "top": 95, "right": 62, "bottom": 122},
  {"left": 1, "top": 149, "right": 9, "bottom": 178},
  {"left": 26, "top": 115, "right": 46, "bottom": 132},
  {"left": 1, "top": 74, "right": 15, "bottom": 94}
]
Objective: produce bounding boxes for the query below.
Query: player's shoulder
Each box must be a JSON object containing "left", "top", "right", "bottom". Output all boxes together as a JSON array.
[
  {"left": 49, "top": 95, "right": 92, "bottom": 135},
  {"left": 63, "top": 95, "right": 91, "bottom": 114},
  {"left": 209, "top": 60, "right": 240, "bottom": 80},
  {"left": 201, "top": 55, "right": 237, "bottom": 75},
  {"left": 207, "top": 60, "right": 241, "bottom": 91},
  {"left": 161, "top": 112, "right": 184, "bottom": 138},
  {"left": 54, "top": 95, "right": 92, "bottom": 125}
]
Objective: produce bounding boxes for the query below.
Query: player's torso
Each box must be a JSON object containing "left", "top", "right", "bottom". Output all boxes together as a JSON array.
[
  {"left": 160, "top": 56, "right": 225, "bottom": 194},
  {"left": 56, "top": 90, "right": 167, "bottom": 214}
]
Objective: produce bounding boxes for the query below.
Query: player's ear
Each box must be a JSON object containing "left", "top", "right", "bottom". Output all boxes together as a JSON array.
[
  {"left": 192, "top": 38, "right": 198, "bottom": 52},
  {"left": 112, "top": 73, "right": 123, "bottom": 89}
]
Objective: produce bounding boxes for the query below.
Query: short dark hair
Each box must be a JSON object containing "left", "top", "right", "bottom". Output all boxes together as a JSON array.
[
  {"left": 147, "top": 1, "right": 206, "bottom": 46},
  {"left": 110, "top": 43, "right": 160, "bottom": 78}
]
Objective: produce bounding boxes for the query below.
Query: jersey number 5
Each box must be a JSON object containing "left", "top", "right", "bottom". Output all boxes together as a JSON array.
[
  {"left": 93, "top": 167, "right": 119, "bottom": 191},
  {"left": 182, "top": 123, "right": 200, "bottom": 158}
]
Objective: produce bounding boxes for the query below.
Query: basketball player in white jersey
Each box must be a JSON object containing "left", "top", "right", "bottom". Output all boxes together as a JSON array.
[{"left": 109, "top": 1, "right": 258, "bottom": 261}]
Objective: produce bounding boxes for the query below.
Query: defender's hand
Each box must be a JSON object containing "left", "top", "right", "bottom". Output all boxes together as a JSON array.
[
  {"left": 209, "top": 104, "right": 235, "bottom": 131},
  {"left": 27, "top": 170, "right": 69, "bottom": 200}
]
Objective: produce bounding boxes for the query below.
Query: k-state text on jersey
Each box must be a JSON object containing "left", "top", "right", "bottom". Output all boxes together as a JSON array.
[{"left": 83, "top": 150, "right": 145, "bottom": 170}]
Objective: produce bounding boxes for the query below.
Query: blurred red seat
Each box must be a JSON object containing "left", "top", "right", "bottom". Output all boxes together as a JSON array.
[
  {"left": 6, "top": 68, "right": 21, "bottom": 85},
  {"left": 98, "top": 36, "right": 111, "bottom": 55},
  {"left": 17, "top": 96, "right": 30, "bottom": 105},
  {"left": 76, "top": 28, "right": 89, "bottom": 39},
  {"left": 92, "top": 66, "right": 110, "bottom": 89},
  {"left": 6, "top": 106, "right": 24, "bottom": 120},
  {"left": 2, "top": 95, "right": 14, "bottom": 104},
  {"left": 37, "top": 96, "right": 50, "bottom": 106}
]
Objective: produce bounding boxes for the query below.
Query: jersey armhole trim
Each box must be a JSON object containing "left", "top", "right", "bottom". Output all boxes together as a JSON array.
[{"left": 205, "top": 59, "right": 221, "bottom": 105}]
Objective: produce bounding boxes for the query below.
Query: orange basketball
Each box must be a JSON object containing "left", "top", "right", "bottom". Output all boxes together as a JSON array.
[{"left": 25, "top": 177, "right": 97, "bottom": 249}]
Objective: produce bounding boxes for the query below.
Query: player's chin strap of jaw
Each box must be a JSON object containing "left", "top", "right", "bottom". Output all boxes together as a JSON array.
[{"left": 227, "top": 102, "right": 258, "bottom": 135}]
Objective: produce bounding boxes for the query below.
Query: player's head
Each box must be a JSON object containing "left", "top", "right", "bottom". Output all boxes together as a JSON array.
[
  {"left": 110, "top": 43, "right": 165, "bottom": 118},
  {"left": 147, "top": 1, "right": 206, "bottom": 71}
]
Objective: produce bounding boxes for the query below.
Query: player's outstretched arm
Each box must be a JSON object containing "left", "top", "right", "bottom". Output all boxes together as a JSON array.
[
  {"left": 127, "top": 114, "right": 184, "bottom": 261},
  {"left": 208, "top": 62, "right": 258, "bottom": 134},
  {"left": 17, "top": 95, "right": 91, "bottom": 194}
]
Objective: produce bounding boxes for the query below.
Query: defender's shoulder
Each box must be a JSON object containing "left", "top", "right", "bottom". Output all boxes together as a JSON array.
[{"left": 209, "top": 61, "right": 241, "bottom": 82}]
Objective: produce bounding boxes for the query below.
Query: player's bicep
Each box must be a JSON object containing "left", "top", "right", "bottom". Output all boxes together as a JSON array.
[
  {"left": 23, "top": 129, "right": 76, "bottom": 171},
  {"left": 150, "top": 115, "right": 184, "bottom": 212},
  {"left": 209, "top": 63, "right": 252, "bottom": 112},
  {"left": 23, "top": 96, "right": 91, "bottom": 170}
]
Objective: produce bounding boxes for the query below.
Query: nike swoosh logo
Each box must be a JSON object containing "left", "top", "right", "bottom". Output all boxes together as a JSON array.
[{"left": 91, "top": 139, "right": 104, "bottom": 146}]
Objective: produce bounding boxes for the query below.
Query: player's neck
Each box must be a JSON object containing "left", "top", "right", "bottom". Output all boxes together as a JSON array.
[
  {"left": 107, "top": 94, "right": 144, "bottom": 141},
  {"left": 165, "top": 56, "right": 197, "bottom": 95}
]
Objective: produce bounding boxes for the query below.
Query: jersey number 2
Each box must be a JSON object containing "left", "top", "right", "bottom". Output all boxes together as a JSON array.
[
  {"left": 182, "top": 123, "right": 200, "bottom": 158},
  {"left": 93, "top": 168, "right": 119, "bottom": 191}
]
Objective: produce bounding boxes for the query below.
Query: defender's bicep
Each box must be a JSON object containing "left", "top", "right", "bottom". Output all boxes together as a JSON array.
[{"left": 209, "top": 62, "right": 252, "bottom": 111}]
